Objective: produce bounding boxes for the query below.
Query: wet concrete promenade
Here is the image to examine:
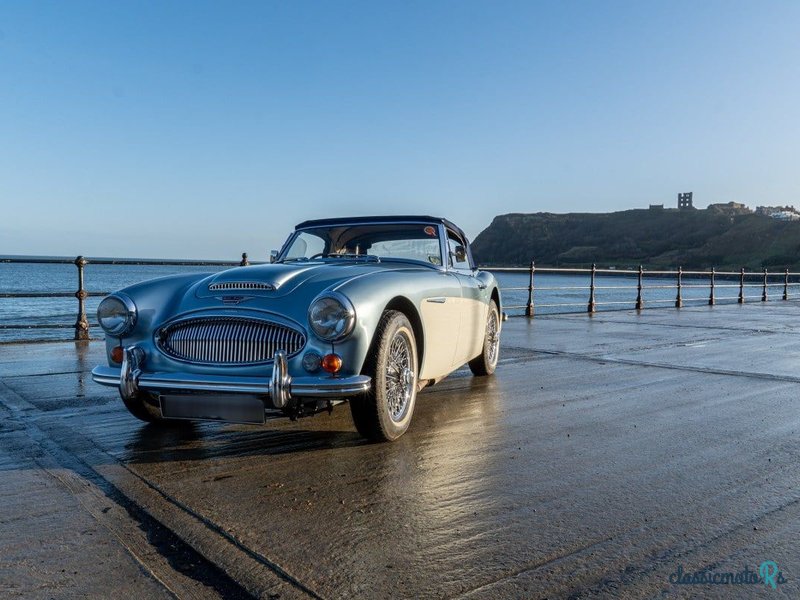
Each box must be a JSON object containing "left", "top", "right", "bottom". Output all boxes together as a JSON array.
[{"left": 1, "top": 303, "right": 799, "bottom": 599}]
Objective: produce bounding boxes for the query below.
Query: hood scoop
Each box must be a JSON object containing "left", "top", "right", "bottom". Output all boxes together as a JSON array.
[
  {"left": 195, "top": 263, "right": 362, "bottom": 301},
  {"left": 208, "top": 281, "right": 276, "bottom": 292},
  {"left": 202, "top": 264, "right": 322, "bottom": 297}
]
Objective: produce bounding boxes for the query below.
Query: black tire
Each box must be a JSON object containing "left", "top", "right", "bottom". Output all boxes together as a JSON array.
[
  {"left": 121, "top": 391, "right": 163, "bottom": 423},
  {"left": 350, "top": 310, "right": 419, "bottom": 442},
  {"left": 469, "top": 301, "right": 500, "bottom": 376}
]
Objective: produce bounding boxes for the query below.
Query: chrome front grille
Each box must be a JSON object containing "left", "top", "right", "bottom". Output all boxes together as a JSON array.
[
  {"left": 208, "top": 282, "right": 274, "bottom": 291},
  {"left": 158, "top": 317, "right": 305, "bottom": 365}
]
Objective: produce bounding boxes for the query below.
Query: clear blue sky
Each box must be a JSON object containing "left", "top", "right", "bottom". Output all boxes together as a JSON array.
[{"left": 1, "top": 1, "right": 798, "bottom": 259}]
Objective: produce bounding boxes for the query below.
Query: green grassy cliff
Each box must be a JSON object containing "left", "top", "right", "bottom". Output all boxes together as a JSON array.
[{"left": 471, "top": 209, "right": 800, "bottom": 269}]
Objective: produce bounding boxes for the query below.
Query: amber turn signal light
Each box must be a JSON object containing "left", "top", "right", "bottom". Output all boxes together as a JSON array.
[
  {"left": 111, "top": 346, "right": 124, "bottom": 364},
  {"left": 321, "top": 353, "right": 342, "bottom": 374}
]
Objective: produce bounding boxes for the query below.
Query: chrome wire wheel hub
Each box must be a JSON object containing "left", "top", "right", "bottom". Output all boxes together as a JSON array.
[
  {"left": 487, "top": 310, "right": 499, "bottom": 366},
  {"left": 386, "top": 332, "right": 415, "bottom": 422}
]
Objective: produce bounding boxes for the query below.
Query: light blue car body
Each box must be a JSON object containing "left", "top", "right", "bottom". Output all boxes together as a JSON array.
[{"left": 92, "top": 216, "right": 500, "bottom": 421}]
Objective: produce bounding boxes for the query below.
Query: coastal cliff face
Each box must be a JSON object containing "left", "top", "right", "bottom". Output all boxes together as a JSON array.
[{"left": 471, "top": 210, "right": 800, "bottom": 269}]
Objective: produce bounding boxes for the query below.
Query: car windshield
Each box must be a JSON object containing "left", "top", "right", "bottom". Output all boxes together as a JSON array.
[{"left": 279, "top": 223, "right": 443, "bottom": 266}]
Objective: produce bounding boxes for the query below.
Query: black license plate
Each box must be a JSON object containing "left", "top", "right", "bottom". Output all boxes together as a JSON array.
[{"left": 160, "top": 394, "right": 266, "bottom": 424}]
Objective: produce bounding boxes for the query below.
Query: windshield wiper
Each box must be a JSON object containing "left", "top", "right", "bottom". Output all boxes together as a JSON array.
[
  {"left": 276, "top": 257, "right": 307, "bottom": 263},
  {"left": 325, "top": 254, "right": 381, "bottom": 262}
]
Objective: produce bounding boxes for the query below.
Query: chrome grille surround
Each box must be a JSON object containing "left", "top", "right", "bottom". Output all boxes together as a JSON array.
[
  {"left": 208, "top": 282, "right": 275, "bottom": 291},
  {"left": 157, "top": 316, "right": 305, "bottom": 365}
]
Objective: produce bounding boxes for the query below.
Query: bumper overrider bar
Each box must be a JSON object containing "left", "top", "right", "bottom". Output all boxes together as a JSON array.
[{"left": 91, "top": 347, "right": 371, "bottom": 409}]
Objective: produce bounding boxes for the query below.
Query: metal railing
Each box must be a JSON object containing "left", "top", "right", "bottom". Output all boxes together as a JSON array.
[
  {"left": 491, "top": 262, "right": 800, "bottom": 317},
  {"left": 0, "top": 253, "right": 253, "bottom": 341},
  {"left": 2, "top": 255, "right": 799, "bottom": 342}
]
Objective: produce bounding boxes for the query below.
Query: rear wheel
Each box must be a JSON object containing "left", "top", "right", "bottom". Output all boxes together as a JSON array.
[
  {"left": 350, "top": 310, "right": 418, "bottom": 442},
  {"left": 469, "top": 301, "right": 500, "bottom": 376}
]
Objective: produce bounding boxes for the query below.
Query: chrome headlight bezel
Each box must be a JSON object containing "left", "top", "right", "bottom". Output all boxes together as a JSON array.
[
  {"left": 97, "top": 293, "right": 137, "bottom": 337},
  {"left": 307, "top": 291, "right": 356, "bottom": 342}
]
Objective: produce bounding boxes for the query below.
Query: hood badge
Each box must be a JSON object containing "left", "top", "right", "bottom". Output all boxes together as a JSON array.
[{"left": 219, "top": 295, "right": 255, "bottom": 305}]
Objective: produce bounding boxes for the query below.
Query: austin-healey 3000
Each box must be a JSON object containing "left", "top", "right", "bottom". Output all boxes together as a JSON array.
[{"left": 92, "top": 215, "right": 501, "bottom": 441}]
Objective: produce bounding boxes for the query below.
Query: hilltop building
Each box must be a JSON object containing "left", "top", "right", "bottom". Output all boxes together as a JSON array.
[
  {"left": 755, "top": 205, "right": 800, "bottom": 220},
  {"left": 649, "top": 204, "right": 664, "bottom": 210},
  {"left": 707, "top": 202, "right": 751, "bottom": 216},
  {"left": 678, "top": 193, "right": 694, "bottom": 210},
  {"left": 770, "top": 211, "right": 800, "bottom": 221}
]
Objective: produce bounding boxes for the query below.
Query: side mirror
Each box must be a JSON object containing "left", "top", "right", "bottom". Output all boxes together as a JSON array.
[
  {"left": 454, "top": 245, "right": 467, "bottom": 264},
  {"left": 269, "top": 250, "right": 278, "bottom": 263}
]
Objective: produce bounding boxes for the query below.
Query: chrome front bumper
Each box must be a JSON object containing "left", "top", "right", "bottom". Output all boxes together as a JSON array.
[{"left": 91, "top": 347, "right": 371, "bottom": 409}]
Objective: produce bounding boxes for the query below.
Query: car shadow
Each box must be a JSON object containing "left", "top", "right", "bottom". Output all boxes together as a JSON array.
[
  {"left": 122, "top": 414, "right": 367, "bottom": 464},
  {"left": 118, "top": 369, "right": 504, "bottom": 465}
]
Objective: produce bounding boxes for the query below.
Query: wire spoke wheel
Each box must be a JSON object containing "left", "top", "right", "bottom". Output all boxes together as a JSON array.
[
  {"left": 486, "top": 307, "right": 499, "bottom": 367},
  {"left": 386, "top": 332, "right": 414, "bottom": 422},
  {"left": 469, "top": 300, "right": 500, "bottom": 376},
  {"left": 350, "top": 310, "right": 418, "bottom": 442}
]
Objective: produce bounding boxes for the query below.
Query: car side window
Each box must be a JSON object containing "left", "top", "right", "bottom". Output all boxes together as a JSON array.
[{"left": 447, "top": 231, "right": 471, "bottom": 270}]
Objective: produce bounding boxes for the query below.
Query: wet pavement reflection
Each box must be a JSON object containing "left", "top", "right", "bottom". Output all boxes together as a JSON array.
[{"left": 2, "top": 304, "right": 800, "bottom": 598}]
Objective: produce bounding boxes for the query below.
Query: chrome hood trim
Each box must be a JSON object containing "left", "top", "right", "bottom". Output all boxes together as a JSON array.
[{"left": 208, "top": 281, "right": 275, "bottom": 291}]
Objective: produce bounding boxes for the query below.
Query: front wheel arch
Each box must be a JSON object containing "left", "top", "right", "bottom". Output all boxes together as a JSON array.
[
  {"left": 490, "top": 287, "right": 501, "bottom": 313},
  {"left": 382, "top": 296, "right": 424, "bottom": 374}
]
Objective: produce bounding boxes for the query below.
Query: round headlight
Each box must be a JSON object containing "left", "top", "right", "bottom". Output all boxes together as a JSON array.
[
  {"left": 308, "top": 292, "right": 355, "bottom": 341},
  {"left": 97, "top": 294, "right": 137, "bottom": 337}
]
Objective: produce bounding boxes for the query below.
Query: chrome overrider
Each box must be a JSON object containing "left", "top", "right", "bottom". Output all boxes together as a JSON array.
[{"left": 91, "top": 346, "right": 372, "bottom": 411}]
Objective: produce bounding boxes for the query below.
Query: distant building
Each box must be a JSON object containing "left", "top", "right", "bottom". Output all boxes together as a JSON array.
[
  {"left": 649, "top": 204, "right": 664, "bottom": 210},
  {"left": 707, "top": 202, "right": 751, "bottom": 215},
  {"left": 756, "top": 205, "right": 798, "bottom": 217},
  {"left": 678, "top": 192, "right": 694, "bottom": 210},
  {"left": 771, "top": 211, "right": 800, "bottom": 221}
]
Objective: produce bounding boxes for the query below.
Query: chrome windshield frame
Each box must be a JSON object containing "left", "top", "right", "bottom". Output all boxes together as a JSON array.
[{"left": 277, "top": 220, "right": 447, "bottom": 270}]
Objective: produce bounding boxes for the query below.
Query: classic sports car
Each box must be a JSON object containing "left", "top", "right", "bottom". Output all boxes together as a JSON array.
[{"left": 92, "top": 215, "right": 501, "bottom": 441}]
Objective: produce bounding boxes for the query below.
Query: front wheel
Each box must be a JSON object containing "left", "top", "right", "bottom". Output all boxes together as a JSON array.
[
  {"left": 121, "top": 391, "right": 163, "bottom": 423},
  {"left": 469, "top": 301, "right": 500, "bottom": 376},
  {"left": 350, "top": 310, "right": 418, "bottom": 442}
]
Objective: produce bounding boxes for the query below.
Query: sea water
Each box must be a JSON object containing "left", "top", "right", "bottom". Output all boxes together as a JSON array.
[{"left": 0, "top": 259, "right": 754, "bottom": 343}]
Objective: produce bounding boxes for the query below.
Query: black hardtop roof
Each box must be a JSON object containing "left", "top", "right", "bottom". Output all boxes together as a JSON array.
[{"left": 295, "top": 215, "right": 468, "bottom": 240}]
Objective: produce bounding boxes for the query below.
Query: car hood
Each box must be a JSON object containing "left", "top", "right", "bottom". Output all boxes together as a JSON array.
[{"left": 193, "top": 261, "right": 430, "bottom": 302}]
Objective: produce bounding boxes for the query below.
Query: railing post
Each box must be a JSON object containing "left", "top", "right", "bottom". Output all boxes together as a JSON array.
[
  {"left": 738, "top": 267, "right": 745, "bottom": 304},
  {"left": 675, "top": 266, "right": 683, "bottom": 308},
  {"left": 240, "top": 252, "right": 250, "bottom": 266},
  {"left": 783, "top": 268, "right": 789, "bottom": 301},
  {"left": 708, "top": 267, "right": 715, "bottom": 306},
  {"left": 635, "top": 265, "right": 644, "bottom": 310},
  {"left": 74, "top": 256, "right": 90, "bottom": 341},
  {"left": 525, "top": 260, "right": 535, "bottom": 317},
  {"left": 762, "top": 268, "right": 768, "bottom": 302},
  {"left": 587, "top": 263, "right": 596, "bottom": 313}
]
